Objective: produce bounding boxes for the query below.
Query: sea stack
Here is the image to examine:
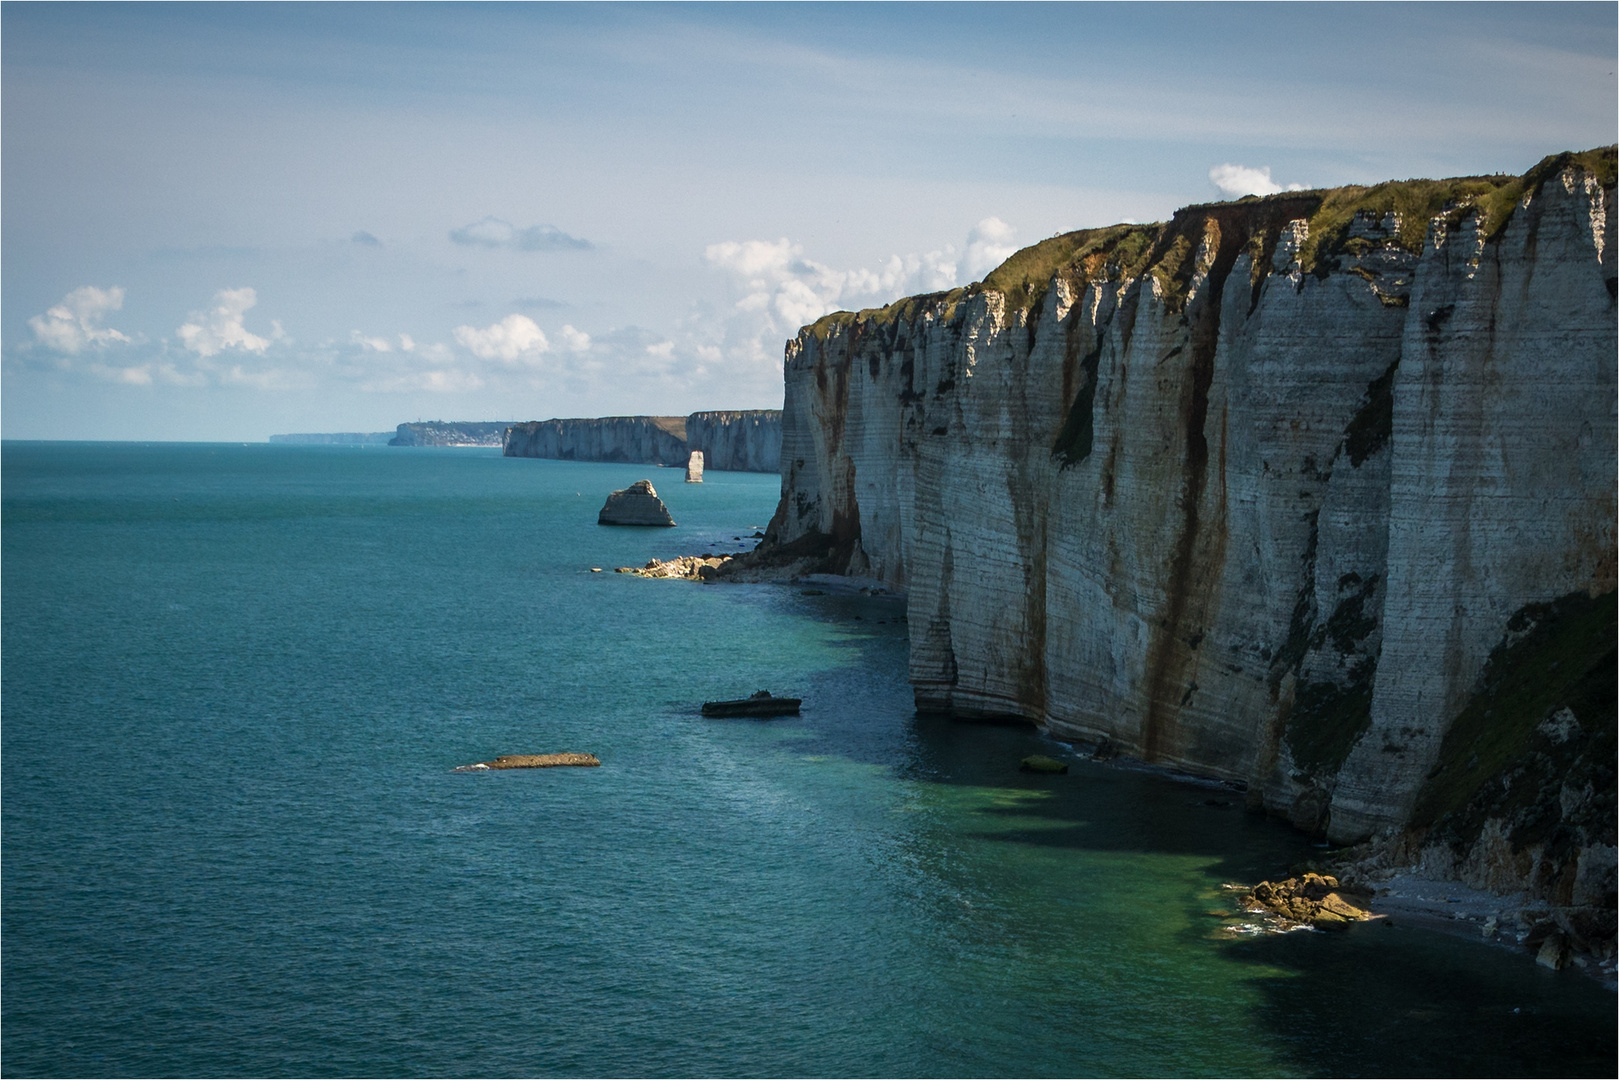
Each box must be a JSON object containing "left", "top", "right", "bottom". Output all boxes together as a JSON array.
[
  {"left": 686, "top": 450, "right": 704, "bottom": 483},
  {"left": 598, "top": 479, "right": 676, "bottom": 526}
]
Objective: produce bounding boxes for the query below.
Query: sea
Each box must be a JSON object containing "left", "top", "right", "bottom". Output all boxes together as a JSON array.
[{"left": 3, "top": 442, "right": 1612, "bottom": 1078}]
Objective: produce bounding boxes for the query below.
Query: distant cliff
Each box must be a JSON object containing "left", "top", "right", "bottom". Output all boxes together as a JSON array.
[
  {"left": 504, "top": 416, "right": 690, "bottom": 465},
  {"left": 504, "top": 410, "right": 781, "bottom": 472},
  {"left": 746, "top": 149, "right": 1616, "bottom": 941},
  {"left": 390, "top": 422, "right": 516, "bottom": 447}
]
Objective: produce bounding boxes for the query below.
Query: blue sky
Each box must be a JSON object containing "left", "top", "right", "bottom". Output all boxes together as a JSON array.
[{"left": 5, "top": 2, "right": 1614, "bottom": 440}]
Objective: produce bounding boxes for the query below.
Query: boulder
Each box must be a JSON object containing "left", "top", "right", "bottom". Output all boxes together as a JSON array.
[
  {"left": 598, "top": 480, "right": 676, "bottom": 526},
  {"left": 1020, "top": 754, "right": 1069, "bottom": 774}
]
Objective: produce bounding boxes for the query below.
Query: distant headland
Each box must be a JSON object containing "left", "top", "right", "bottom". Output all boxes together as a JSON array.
[{"left": 273, "top": 411, "right": 783, "bottom": 473}]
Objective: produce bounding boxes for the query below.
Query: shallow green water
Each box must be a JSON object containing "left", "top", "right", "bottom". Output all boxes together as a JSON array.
[{"left": 3, "top": 443, "right": 1611, "bottom": 1077}]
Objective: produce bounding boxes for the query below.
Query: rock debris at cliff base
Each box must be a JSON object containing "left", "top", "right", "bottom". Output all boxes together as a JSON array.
[{"left": 752, "top": 146, "right": 1617, "bottom": 959}]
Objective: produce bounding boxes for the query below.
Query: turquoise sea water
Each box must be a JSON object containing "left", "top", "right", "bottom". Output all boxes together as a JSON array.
[{"left": 3, "top": 442, "right": 1612, "bottom": 1078}]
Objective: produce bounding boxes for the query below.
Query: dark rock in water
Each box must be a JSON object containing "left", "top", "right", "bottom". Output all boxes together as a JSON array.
[
  {"left": 454, "top": 753, "right": 601, "bottom": 771},
  {"left": 702, "top": 691, "right": 802, "bottom": 718},
  {"left": 1020, "top": 754, "right": 1069, "bottom": 774},
  {"left": 598, "top": 480, "right": 676, "bottom": 526}
]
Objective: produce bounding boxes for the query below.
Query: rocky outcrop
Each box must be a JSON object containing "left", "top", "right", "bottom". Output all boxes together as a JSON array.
[
  {"left": 1243, "top": 874, "right": 1377, "bottom": 931},
  {"left": 504, "top": 411, "right": 781, "bottom": 472},
  {"left": 754, "top": 149, "right": 1616, "bottom": 930},
  {"left": 616, "top": 554, "right": 729, "bottom": 579},
  {"left": 686, "top": 451, "right": 704, "bottom": 483},
  {"left": 598, "top": 480, "right": 676, "bottom": 526},
  {"left": 389, "top": 421, "right": 514, "bottom": 446}
]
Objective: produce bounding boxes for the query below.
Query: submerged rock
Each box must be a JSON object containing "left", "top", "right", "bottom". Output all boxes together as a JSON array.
[
  {"left": 598, "top": 480, "right": 676, "bottom": 526},
  {"left": 1243, "top": 873, "right": 1376, "bottom": 931},
  {"left": 1020, "top": 754, "right": 1069, "bottom": 774},
  {"left": 454, "top": 753, "right": 601, "bottom": 771}
]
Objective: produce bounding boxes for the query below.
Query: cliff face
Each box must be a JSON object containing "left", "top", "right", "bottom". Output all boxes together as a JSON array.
[
  {"left": 764, "top": 150, "right": 1616, "bottom": 922},
  {"left": 686, "top": 411, "right": 783, "bottom": 472},
  {"left": 504, "top": 415, "right": 690, "bottom": 465},
  {"left": 504, "top": 410, "right": 781, "bottom": 472}
]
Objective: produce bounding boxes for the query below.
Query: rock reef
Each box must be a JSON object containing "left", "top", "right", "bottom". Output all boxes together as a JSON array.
[
  {"left": 742, "top": 148, "right": 1617, "bottom": 945},
  {"left": 598, "top": 480, "right": 676, "bottom": 526},
  {"left": 455, "top": 753, "right": 601, "bottom": 770}
]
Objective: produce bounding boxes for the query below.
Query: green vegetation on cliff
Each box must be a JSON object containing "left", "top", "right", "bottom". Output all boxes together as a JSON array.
[
  {"left": 800, "top": 146, "right": 1616, "bottom": 339},
  {"left": 1412, "top": 589, "right": 1617, "bottom": 860}
]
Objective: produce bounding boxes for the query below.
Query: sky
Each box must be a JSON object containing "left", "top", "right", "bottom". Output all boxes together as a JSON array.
[{"left": 4, "top": 2, "right": 1614, "bottom": 441}]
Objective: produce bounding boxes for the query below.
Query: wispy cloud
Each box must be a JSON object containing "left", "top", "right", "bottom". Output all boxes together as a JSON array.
[
  {"left": 449, "top": 217, "right": 592, "bottom": 252},
  {"left": 351, "top": 230, "right": 381, "bottom": 246},
  {"left": 1208, "top": 163, "right": 1306, "bottom": 198},
  {"left": 28, "top": 285, "right": 133, "bottom": 353}
]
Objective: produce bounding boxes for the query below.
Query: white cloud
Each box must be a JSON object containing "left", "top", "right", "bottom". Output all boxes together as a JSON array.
[
  {"left": 558, "top": 324, "right": 592, "bottom": 352},
  {"left": 962, "top": 217, "right": 1018, "bottom": 281},
  {"left": 703, "top": 234, "right": 965, "bottom": 340},
  {"left": 697, "top": 217, "right": 1016, "bottom": 389},
  {"left": 452, "top": 313, "right": 550, "bottom": 363},
  {"left": 177, "top": 287, "right": 276, "bottom": 357},
  {"left": 28, "top": 286, "right": 132, "bottom": 354},
  {"left": 351, "top": 331, "right": 394, "bottom": 352},
  {"left": 1208, "top": 163, "right": 1306, "bottom": 198},
  {"left": 449, "top": 217, "right": 592, "bottom": 251}
]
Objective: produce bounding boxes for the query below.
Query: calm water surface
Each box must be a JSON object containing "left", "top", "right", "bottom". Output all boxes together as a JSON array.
[{"left": 3, "top": 443, "right": 1612, "bottom": 1078}]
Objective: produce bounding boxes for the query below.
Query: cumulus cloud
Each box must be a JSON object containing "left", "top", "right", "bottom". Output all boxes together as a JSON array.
[
  {"left": 962, "top": 217, "right": 1019, "bottom": 281},
  {"left": 704, "top": 236, "right": 964, "bottom": 338},
  {"left": 702, "top": 217, "right": 1018, "bottom": 355},
  {"left": 452, "top": 313, "right": 550, "bottom": 362},
  {"left": 177, "top": 288, "right": 280, "bottom": 357},
  {"left": 28, "top": 286, "right": 133, "bottom": 354},
  {"left": 1208, "top": 163, "right": 1307, "bottom": 198},
  {"left": 557, "top": 324, "right": 592, "bottom": 352},
  {"left": 449, "top": 217, "right": 592, "bottom": 252}
]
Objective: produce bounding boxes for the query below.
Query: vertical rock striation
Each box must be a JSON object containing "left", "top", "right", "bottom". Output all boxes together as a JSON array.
[
  {"left": 503, "top": 415, "right": 691, "bottom": 465},
  {"left": 503, "top": 410, "right": 781, "bottom": 472},
  {"left": 685, "top": 410, "right": 783, "bottom": 472},
  {"left": 757, "top": 149, "right": 1616, "bottom": 920}
]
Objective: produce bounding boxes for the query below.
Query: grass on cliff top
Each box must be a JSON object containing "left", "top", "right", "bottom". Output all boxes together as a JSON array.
[
  {"left": 806, "top": 288, "right": 968, "bottom": 341},
  {"left": 804, "top": 146, "right": 1617, "bottom": 333}
]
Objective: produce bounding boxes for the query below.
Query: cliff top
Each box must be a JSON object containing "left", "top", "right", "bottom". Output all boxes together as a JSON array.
[{"left": 809, "top": 145, "right": 1616, "bottom": 336}]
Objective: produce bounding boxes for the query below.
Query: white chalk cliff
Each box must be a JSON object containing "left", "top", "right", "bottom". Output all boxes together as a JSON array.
[{"left": 750, "top": 150, "right": 1616, "bottom": 935}]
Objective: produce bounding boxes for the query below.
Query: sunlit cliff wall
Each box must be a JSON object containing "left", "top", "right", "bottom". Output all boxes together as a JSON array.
[{"left": 761, "top": 150, "right": 1616, "bottom": 918}]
